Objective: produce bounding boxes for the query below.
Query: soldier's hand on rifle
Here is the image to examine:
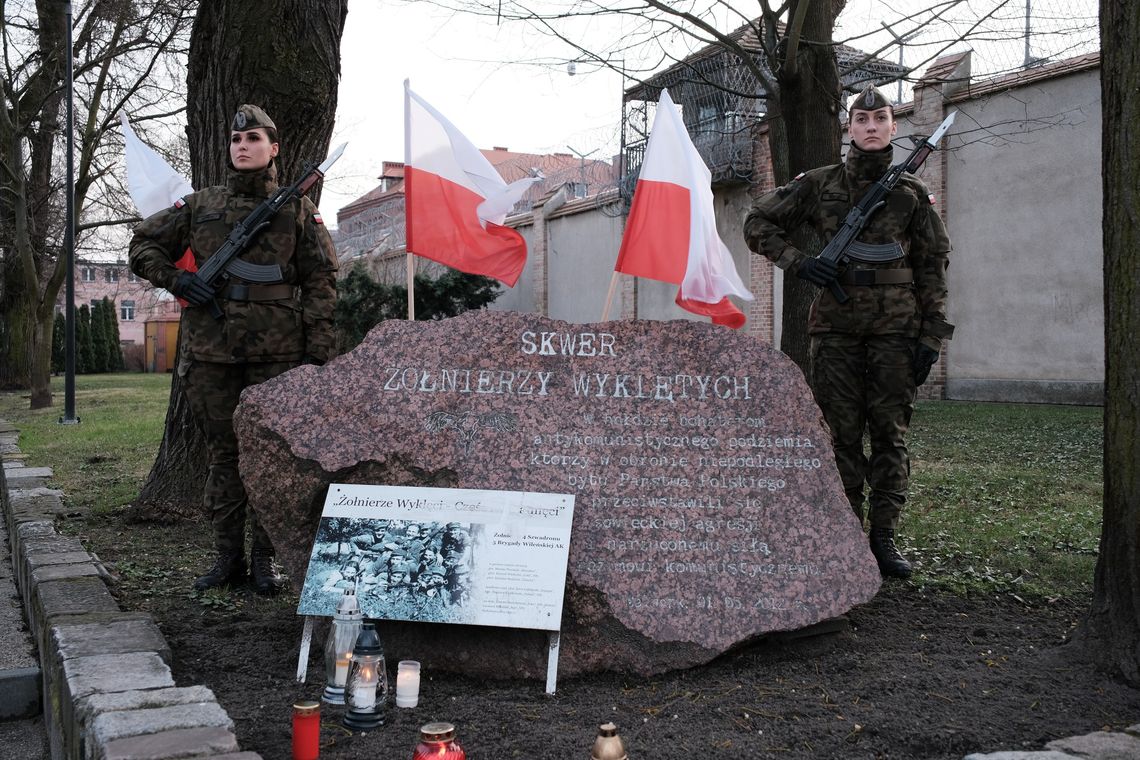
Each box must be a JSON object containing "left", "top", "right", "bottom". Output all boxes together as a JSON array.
[
  {"left": 171, "top": 272, "right": 215, "bottom": 306},
  {"left": 796, "top": 256, "right": 839, "bottom": 287},
  {"left": 913, "top": 343, "right": 941, "bottom": 386}
]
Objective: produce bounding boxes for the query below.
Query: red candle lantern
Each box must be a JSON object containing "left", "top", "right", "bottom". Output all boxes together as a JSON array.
[
  {"left": 413, "top": 721, "right": 466, "bottom": 760},
  {"left": 292, "top": 700, "right": 320, "bottom": 760}
]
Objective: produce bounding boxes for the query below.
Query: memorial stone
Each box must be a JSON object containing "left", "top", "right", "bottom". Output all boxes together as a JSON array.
[{"left": 234, "top": 311, "right": 880, "bottom": 676}]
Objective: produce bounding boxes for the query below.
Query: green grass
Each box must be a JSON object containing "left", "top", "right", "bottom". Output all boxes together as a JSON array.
[
  {"left": 906, "top": 400, "right": 1102, "bottom": 598},
  {"left": 0, "top": 373, "right": 172, "bottom": 513},
  {"left": 0, "top": 380, "right": 1105, "bottom": 600}
]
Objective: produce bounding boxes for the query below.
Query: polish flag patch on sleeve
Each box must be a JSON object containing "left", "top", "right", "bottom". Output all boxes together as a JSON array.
[
  {"left": 173, "top": 198, "right": 186, "bottom": 209},
  {"left": 312, "top": 212, "right": 324, "bottom": 224},
  {"left": 927, "top": 193, "right": 937, "bottom": 205}
]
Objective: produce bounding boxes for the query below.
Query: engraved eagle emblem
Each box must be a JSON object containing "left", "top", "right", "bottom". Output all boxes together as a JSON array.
[{"left": 424, "top": 410, "right": 518, "bottom": 454}]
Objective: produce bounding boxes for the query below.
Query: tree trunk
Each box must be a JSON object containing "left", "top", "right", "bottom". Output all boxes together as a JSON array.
[
  {"left": 131, "top": 344, "right": 209, "bottom": 520},
  {"left": 133, "top": 0, "right": 347, "bottom": 518},
  {"left": 186, "top": 0, "right": 348, "bottom": 193},
  {"left": 774, "top": 0, "right": 845, "bottom": 371},
  {"left": 1074, "top": 0, "right": 1140, "bottom": 686}
]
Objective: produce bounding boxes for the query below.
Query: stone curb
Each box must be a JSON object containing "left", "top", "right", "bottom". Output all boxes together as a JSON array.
[{"left": 0, "top": 420, "right": 262, "bottom": 760}]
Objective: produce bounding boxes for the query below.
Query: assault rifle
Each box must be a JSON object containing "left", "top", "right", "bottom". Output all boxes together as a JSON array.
[
  {"left": 192, "top": 143, "right": 346, "bottom": 319},
  {"left": 818, "top": 112, "right": 956, "bottom": 304}
]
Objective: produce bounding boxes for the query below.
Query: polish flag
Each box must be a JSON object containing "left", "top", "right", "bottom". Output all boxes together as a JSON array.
[
  {"left": 614, "top": 90, "right": 753, "bottom": 328},
  {"left": 404, "top": 82, "right": 540, "bottom": 287},
  {"left": 120, "top": 113, "right": 193, "bottom": 218},
  {"left": 120, "top": 114, "right": 196, "bottom": 304}
]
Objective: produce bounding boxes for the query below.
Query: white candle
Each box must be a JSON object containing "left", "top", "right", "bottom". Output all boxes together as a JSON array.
[
  {"left": 351, "top": 681, "right": 377, "bottom": 710},
  {"left": 351, "top": 664, "right": 378, "bottom": 710},
  {"left": 395, "top": 661, "right": 421, "bottom": 708},
  {"left": 334, "top": 658, "right": 350, "bottom": 686}
]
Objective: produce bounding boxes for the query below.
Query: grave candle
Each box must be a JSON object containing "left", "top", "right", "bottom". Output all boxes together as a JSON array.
[
  {"left": 395, "top": 660, "right": 421, "bottom": 708},
  {"left": 342, "top": 623, "right": 386, "bottom": 731},
  {"left": 291, "top": 701, "right": 320, "bottom": 760}
]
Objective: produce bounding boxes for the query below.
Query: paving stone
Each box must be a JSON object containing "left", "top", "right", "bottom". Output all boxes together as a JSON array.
[
  {"left": 31, "top": 562, "right": 101, "bottom": 583},
  {"left": 55, "top": 617, "right": 171, "bottom": 663},
  {"left": 4, "top": 466, "right": 53, "bottom": 479},
  {"left": 1127, "top": 724, "right": 1140, "bottom": 738},
  {"left": 89, "top": 702, "right": 233, "bottom": 750},
  {"left": 4, "top": 476, "right": 52, "bottom": 491},
  {"left": 963, "top": 752, "right": 1079, "bottom": 759},
  {"left": 76, "top": 687, "right": 218, "bottom": 725},
  {"left": 34, "top": 577, "right": 118, "bottom": 635},
  {"left": 0, "top": 667, "right": 42, "bottom": 720},
  {"left": 27, "top": 551, "right": 98, "bottom": 573},
  {"left": 63, "top": 653, "right": 174, "bottom": 701},
  {"left": 7, "top": 489, "right": 67, "bottom": 523},
  {"left": 99, "top": 726, "right": 239, "bottom": 760},
  {"left": 16, "top": 520, "right": 57, "bottom": 539},
  {"left": 1046, "top": 731, "right": 1140, "bottom": 758},
  {"left": 22, "top": 534, "right": 85, "bottom": 553}
]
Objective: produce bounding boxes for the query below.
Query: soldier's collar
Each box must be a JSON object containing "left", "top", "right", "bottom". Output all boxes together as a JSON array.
[
  {"left": 227, "top": 164, "right": 278, "bottom": 198},
  {"left": 845, "top": 142, "right": 893, "bottom": 182}
]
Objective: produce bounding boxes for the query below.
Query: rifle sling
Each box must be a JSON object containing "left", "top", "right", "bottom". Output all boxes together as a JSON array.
[
  {"left": 220, "top": 283, "right": 296, "bottom": 302},
  {"left": 839, "top": 268, "right": 913, "bottom": 286}
]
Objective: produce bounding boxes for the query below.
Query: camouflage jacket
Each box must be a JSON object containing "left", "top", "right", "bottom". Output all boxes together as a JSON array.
[
  {"left": 744, "top": 144, "right": 954, "bottom": 348},
  {"left": 129, "top": 165, "right": 338, "bottom": 364}
]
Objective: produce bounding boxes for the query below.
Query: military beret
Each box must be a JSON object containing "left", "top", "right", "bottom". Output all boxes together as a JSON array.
[
  {"left": 849, "top": 85, "right": 892, "bottom": 114},
  {"left": 232, "top": 104, "right": 276, "bottom": 132}
]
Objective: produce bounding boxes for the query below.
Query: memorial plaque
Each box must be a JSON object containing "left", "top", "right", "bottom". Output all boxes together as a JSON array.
[{"left": 234, "top": 311, "right": 880, "bottom": 677}]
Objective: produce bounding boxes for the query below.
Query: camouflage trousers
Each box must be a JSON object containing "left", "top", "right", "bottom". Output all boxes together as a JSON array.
[
  {"left": 182, "top": 360, "right": 297, "bottom": 555},
  {"left": 809, "top": 333, "right": 917, "bottom": 530}
]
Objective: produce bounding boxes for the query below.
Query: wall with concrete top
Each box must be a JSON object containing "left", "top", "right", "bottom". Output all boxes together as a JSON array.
[{"left": 0, "top": 421, "right": 261, "bottom": 760}]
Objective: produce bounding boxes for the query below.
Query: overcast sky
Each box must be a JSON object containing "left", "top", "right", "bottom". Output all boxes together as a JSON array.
[
  {"left": 318, "top": 2, "right": 629, "bottom": 225},
  {"left": 317, "top": 0, "right": 1097, "bottom": 226}
]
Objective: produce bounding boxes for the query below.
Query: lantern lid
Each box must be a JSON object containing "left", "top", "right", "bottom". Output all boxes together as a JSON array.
[
  {"left": 597, "top": 722, "right": 619, "bottom": 737},
  {"left": 335, "top": 587, "right": 361, "bottom": 617},
  {"left": 293, "top": 700, "right": 320, "bottom": 716},
  {"left": 352, "top": 622, "right": 383, "bottom": 655},
  {"left": 420, "top": 721, "right": 456, "bottom": 742}
]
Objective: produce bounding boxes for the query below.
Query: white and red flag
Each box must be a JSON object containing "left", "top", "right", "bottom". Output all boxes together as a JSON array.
[
  {"left": 120, "top": 113, "right": 193, "bottom": 218},
  {"left": 404, "top": 82, "right": 539, "bottom": 287},
  {"left": 613, "top": 89, "right": 753, "bottom": 328}
]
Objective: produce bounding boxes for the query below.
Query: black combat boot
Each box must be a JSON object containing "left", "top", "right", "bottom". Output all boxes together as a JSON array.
[
  {"left": 250, "top": 549, "right": 284, "bottom": 596},
  {"left": 193, "top": 551, "right": 246, "bottom": 591},
  {"left": 869, "top": 528, "right": 913, "bottom": 579}
]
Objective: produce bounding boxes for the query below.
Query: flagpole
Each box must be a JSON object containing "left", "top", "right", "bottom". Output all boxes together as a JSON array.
[
  {"left": 403, "top": 79, "right": 415, "bottom": 321},
  {"left": 600, "top": 271, "right": 621, "bottom": 321}
]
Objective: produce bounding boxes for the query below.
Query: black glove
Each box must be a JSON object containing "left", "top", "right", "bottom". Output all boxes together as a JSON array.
[
  {"left": 171, "top": 272, "right": 215, "bottom": 306},
  {"left": 913, "top": 343, "right": 941, "bottom": 386},
  {"left": 796, "top": 256, "right": 839, "bottom": 287}
]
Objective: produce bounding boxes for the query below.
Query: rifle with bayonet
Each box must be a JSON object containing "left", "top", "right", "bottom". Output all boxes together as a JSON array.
[
  {"left": 817, "top": 112, "right": 956, "bottom": 304},
  {"left": 189, "top": 143, "right": 346, "bottom": 319}
]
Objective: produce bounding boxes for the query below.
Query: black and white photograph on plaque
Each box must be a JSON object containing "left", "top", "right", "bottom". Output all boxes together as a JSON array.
[
  {"left": 298, "top": 517, "right": 479, "bottom": 622},
  {"left": 296, "top": 484, "right": 574, "bottom": 631}
]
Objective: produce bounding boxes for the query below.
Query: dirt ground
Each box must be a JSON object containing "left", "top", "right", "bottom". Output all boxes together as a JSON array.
[{"left": 83, "top": 521, "right": 1139, "bottom": 760}]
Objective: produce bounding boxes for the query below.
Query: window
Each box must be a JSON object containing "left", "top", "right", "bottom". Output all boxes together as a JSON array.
[
  {"left": 82, "top": 267, "right": 96, "bottom": 282},
  {"left": 120, "top": 300, "right": 135, "bottom": 321},
  {"left": 106, "top": 268, "right": 120, "bottom": 283}
]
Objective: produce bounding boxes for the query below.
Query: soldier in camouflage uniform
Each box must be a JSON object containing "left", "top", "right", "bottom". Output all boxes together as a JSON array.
[
  {"left": 743, "top": 85, "right": 954, "bottom": 579},
  {"left": 129, "top": 105, "right": 338, "bottom": 594}
]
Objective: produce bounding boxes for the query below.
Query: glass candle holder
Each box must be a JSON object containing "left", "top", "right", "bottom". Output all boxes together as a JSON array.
[
  {"left": 342, "top": 623, "right": 387, "bottom": 731},
  {"left": 322, "top": 588, "right": 362, "bottom": 705}
]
